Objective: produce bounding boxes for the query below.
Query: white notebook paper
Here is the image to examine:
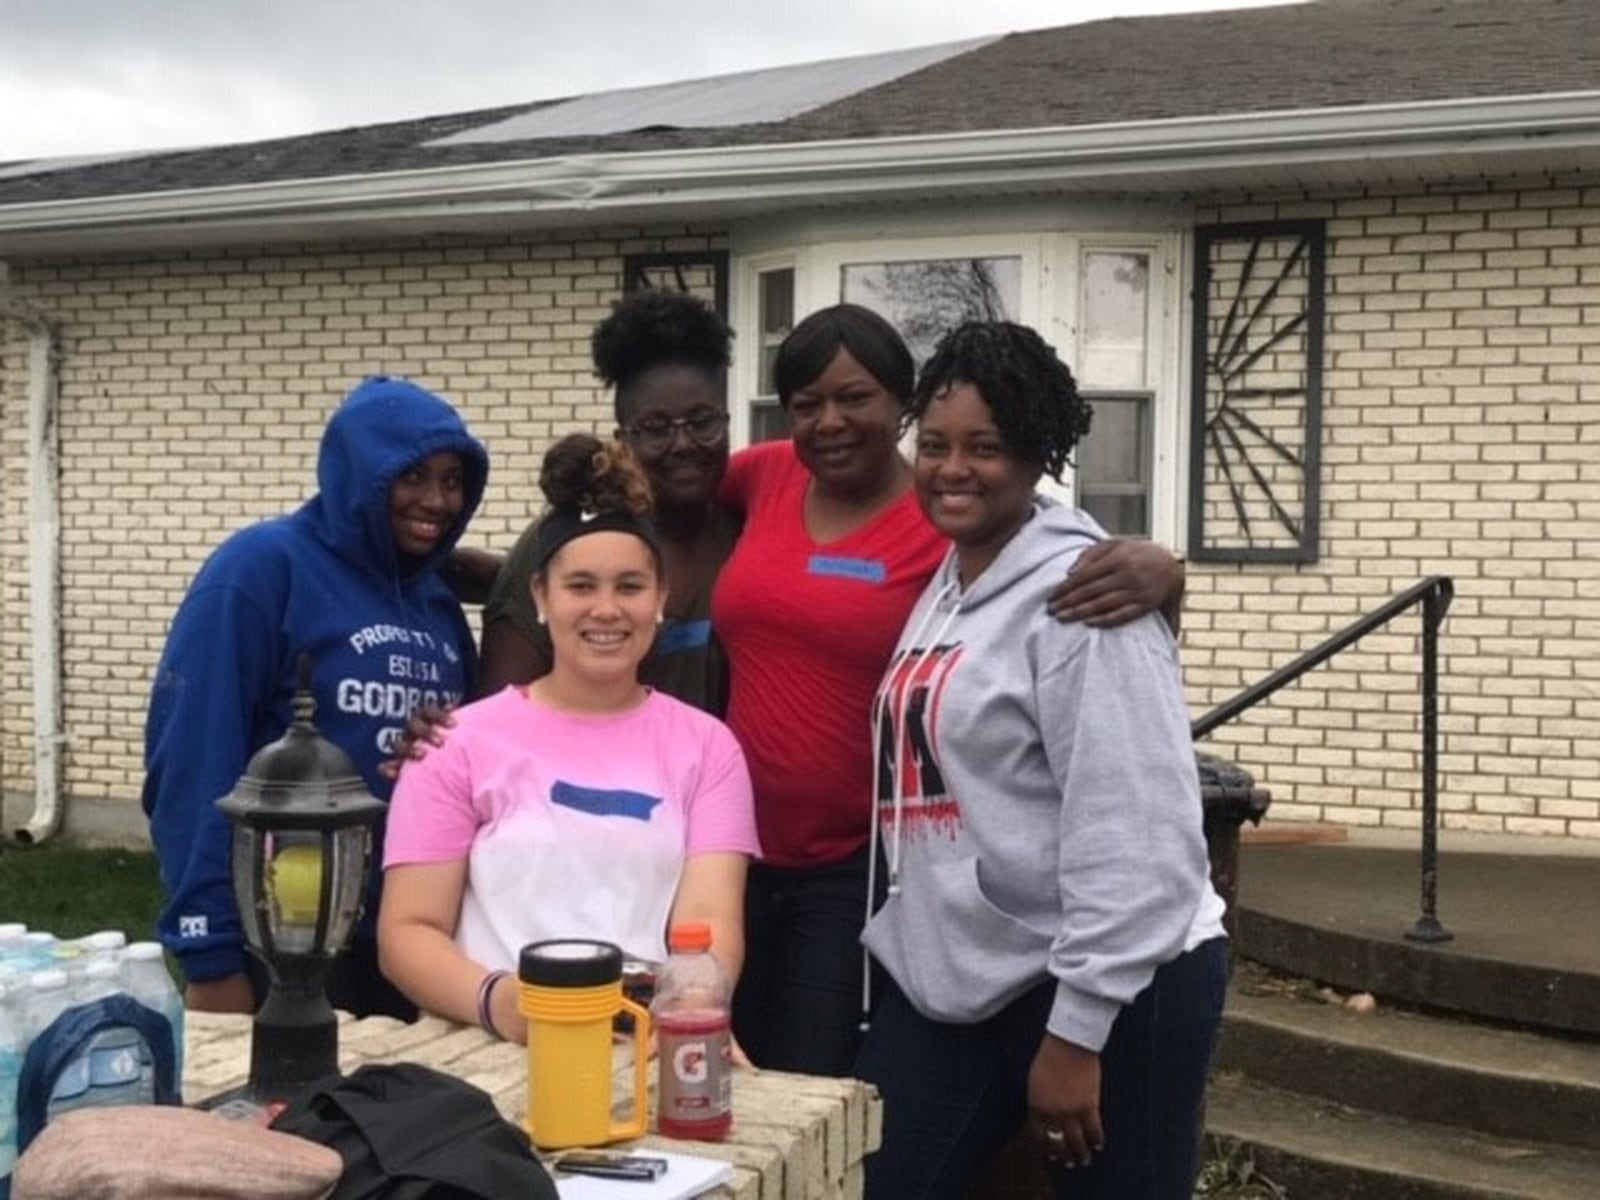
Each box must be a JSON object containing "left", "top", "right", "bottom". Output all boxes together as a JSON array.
[{"left": 552, "top": 1148, "right": 734, "bottom": 1200}]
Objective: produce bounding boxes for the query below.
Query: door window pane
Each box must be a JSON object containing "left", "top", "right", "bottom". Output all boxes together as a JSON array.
[
  {"left": 841, "top": 257, "right": 1021, "bottom": 365},
  {"left": 1081, "top": 251, "right": 1149, "bottom": 390},
  {"left": 1077, "top": 394, "right": 1151, "bottom": 536},
  {"left": 758, "top": 268, "right": 795, "bottom": 396},
  {"left": 749, "top": 267, "right": 796, "bottom": 443}
]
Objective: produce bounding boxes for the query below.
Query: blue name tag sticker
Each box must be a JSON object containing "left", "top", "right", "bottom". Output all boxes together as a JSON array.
[
  {"left": 655, "top": 617, "right": 712, "bottom": 657},
  {"left": 550, "top": 782, "right": 662, "bottom": 821},
  {"left": 806, "top": 555, "right": 887, "bottom": 584}
]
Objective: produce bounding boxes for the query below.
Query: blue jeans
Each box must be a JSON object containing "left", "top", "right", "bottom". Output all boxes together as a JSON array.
[
  {"left": 856, "top": 937, "right": 1229, "bottom": 1200},
  {"left": 732, "top": 846, "right": 882, "bottom": 1076}
]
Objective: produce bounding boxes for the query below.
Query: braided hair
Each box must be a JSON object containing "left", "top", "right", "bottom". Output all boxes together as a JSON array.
[{"left": 910, "top": 321, "right": 1093, "bottom": 481}]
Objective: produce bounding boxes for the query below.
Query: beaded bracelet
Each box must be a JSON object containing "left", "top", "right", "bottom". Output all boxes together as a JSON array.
[{"left": 477, "top": 969, "right": 511, "bottom": 1039}]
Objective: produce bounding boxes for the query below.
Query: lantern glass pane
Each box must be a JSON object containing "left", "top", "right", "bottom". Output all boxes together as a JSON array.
[
  {"left": 325, "top": 825, "right": 373, "bottom": 950},
  {"left": 230, "top": 825, "right": 265, "bottom": 949}
]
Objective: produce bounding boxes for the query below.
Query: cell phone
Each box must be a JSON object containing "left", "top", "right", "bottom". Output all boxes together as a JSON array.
[{"left": 552, "top": 1151, "right": 670, "bottom": 1181}]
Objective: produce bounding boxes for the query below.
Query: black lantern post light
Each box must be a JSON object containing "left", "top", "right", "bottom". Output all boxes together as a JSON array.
[{"left": 215, "top": 657, "right": 385, "bottom": 1102}]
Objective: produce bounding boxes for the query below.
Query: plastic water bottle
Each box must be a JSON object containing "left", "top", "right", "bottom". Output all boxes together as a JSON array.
[
  {"left": 652, "top": 922, "right": 733, "bottom": 1141},
  {"left": 1, "top": 978, "right": 22, "bottom": 1200},
  {"left": 74, "top": 960, "right": 149, "bottom": 1109},
  {"left": 20, "top": 971, "right": 89, "bottom": 1120},
  {"left": 123, "top": 942, "right": 183, "bottom": 1100},
  {"left": 14, "top": 935, "right": 54, "bottom": 974},
  {"left": 78, "top": 931, "right": 126, "bottom": 965}
]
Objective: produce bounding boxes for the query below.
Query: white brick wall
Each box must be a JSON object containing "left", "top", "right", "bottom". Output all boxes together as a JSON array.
[
  {"left": 1191, "top": 177, "right": 1600, "bottom": 839},
  {"left": 2, "top": 177, "right": 1597, "bottom": 843}
]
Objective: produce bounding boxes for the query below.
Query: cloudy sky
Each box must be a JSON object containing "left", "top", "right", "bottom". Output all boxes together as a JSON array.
[{"left": 2, "top": 0, "right": 1296, "bottom": 161}]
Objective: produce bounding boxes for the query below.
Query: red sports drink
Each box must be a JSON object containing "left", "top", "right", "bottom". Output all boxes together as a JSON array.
[{"left": 653, "top": 924, "right": 732, "bottom": 1140}]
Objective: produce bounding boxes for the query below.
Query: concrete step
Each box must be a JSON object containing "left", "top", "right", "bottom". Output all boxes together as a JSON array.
[
  {"left": 1217, "top": 976, "right": 1600, "bottom": 1153},
  {"left": 1235, "top": 845, "right": 1600, "bottom": 1039},
  {"left": 1206, "top": 1073, "right": 1600, "bottom": 1200}
]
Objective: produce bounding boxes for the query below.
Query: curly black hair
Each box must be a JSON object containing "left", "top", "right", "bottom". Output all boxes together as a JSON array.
[
  {"left": 591, "top": 289, "right": 732, "bottom": 421},
  {"left": 538, "top": 432, "right": 653, "bottom": 518},
  {"left": 910, "top": 322, "right": 1093, "bottom": 481}
]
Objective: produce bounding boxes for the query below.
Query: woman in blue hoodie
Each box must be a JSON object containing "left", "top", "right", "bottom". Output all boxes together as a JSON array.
[
  {"left": 143, "top": 377, "right": 489, "bottom": 1020},
  {"left": 857, "top": 324, "right": 1228, "bottom": 1199}
]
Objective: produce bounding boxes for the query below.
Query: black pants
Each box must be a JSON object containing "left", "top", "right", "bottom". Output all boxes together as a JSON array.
[
  {"left": 731, "top": 845, "right": 883, "bottom": 1076},
  {"left": 856, "top": 938, "right": 1229, "bottom": 1200}
]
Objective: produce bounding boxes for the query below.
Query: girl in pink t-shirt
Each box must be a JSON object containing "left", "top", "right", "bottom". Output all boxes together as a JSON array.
[{"left": 379, "top": 434, "right": 758, "bottom": 1043}]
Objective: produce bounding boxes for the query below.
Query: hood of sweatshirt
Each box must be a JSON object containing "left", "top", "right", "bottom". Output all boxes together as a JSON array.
[
  {"left": 301, "top": 376, "right": 490, "bottom": 583},
  {"left": 936, "top": 496, "right": 1107, "bottom": 612}
]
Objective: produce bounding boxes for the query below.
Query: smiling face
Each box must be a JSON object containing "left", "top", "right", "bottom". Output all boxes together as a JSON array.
[
  {"left": 784, "top": 348, "right": 905, "bottom": 501},
  {"left": 617, "top": 364, "right": 729, "bottom": 514},
  {"left": 389, "top": 451, "right": 466, "bottom": 563},
  {"left": 914, "top": 382, "right": 1042, "bottom": 577},
  {"left": 533, "top": 531, "right": 666, "bottom": 687}
]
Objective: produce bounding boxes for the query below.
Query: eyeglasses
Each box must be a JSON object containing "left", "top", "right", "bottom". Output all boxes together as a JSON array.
[{"left": 620, "top": 411, "right": 729, "bottom": 454}]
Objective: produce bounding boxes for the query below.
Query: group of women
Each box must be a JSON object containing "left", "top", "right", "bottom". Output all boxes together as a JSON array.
[{"left": 144, "top": 286, "right": 1224, "bottom": 1198}]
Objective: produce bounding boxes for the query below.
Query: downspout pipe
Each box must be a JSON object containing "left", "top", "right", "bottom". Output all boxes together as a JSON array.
[{"left": 0, "top": 279, "right": 65, "bottom": 844}]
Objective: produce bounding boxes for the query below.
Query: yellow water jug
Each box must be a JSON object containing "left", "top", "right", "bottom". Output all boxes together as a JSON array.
[{"left": 518, "top": 939, "right": 650, "bottom": 1149}]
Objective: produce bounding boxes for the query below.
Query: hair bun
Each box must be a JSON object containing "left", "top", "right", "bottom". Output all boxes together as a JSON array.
[
  {"left": 591, "top": 289, "right": 732, "bottom": 389},
  {"left": 538, "top": 433, "right": 652, "bottom": 517}
]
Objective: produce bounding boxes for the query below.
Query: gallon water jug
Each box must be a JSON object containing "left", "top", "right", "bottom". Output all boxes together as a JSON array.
[{"left": 517, "top": 939, "right": 649, "bottom": 1149}]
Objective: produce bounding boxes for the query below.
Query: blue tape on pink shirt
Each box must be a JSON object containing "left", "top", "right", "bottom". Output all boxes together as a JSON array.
[{"left": 550, "top": 782, "right": 662, "bottom": 820}]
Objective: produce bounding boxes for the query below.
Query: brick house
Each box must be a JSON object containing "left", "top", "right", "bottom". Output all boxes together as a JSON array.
[{"left": 1, "top": 0, "right": 1596, "bottom": 845}]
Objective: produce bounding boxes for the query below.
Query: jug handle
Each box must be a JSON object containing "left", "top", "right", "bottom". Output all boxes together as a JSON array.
[{"left": 613, "top": 996, "right": 652, "bottom": 1141}]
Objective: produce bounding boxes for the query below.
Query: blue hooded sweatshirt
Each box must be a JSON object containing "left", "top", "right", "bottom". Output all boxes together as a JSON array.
[{"left": 143, "top": 377, "right": 490, "bottom": 984}]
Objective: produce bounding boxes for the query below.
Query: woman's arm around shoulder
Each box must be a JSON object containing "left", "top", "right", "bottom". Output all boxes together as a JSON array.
[{"left": 1046, "top": 539, "right": 1185, "bottom": 633}]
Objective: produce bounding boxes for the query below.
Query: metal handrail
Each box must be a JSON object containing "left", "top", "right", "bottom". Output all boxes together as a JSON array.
[{"left": 1192, "top": 575, "right": 1455, "bottom": 943}]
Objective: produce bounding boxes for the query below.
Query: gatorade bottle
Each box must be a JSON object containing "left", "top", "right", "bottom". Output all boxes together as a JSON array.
[{"left": 651, "top": 922, "right": 732, "bottom": 1141}]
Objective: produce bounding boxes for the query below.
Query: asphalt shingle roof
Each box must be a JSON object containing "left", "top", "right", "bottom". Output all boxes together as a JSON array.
[{"left": 3, "top": 0, "right": 1597, "bottom": 208}]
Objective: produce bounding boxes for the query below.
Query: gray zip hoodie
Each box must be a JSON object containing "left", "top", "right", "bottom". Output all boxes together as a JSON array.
[{"left": 861, "top": 498, "right": 1227, "bottom": 1052}]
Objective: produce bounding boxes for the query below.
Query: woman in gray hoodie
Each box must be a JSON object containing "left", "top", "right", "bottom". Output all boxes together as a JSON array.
[{"left": 857, "top": 322, "right": 1229, "bottom": 1200}]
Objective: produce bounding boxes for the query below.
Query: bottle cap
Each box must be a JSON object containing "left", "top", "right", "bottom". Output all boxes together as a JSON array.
[
  {"left": 82, "top": 931, "right": 127, "bottom": 952},
  {"left": 667, "top": 923, "right": 712, "bottom": 952},
  {"left": 125, "top": 942, "right": 165, "bottom": 962},
  {"left": 28, "top": 968, "right": 69, "bottom": 991},
  {"left": 84, "top": 960, "right": 120, "bottom": 982}
]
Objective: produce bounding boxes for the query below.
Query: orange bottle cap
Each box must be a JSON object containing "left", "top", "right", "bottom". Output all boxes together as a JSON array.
[{"left": 667, "top": 922, "right": 712, "bottom": 951}]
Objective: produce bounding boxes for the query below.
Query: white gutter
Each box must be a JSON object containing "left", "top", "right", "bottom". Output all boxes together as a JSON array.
[
  {"left": 3, "top": 90, "right": 1600, "bottom": 251},
  {"left": 0, "top": 275, "right": 64, "bottom": 844}
]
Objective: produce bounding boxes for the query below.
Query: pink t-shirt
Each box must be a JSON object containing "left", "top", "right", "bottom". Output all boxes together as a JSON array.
[{"left": 385, "top": 686, "right": 758, "bottom": 966}]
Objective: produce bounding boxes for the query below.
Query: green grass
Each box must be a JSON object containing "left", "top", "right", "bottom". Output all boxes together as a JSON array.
[{"left": 0, "top": 843, "right": 164, "bottom": 943}]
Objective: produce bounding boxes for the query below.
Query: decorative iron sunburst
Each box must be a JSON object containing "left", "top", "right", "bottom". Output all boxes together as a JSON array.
[{"left": 1189, "top": 221, "right": 1325, "bottom": 563}]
